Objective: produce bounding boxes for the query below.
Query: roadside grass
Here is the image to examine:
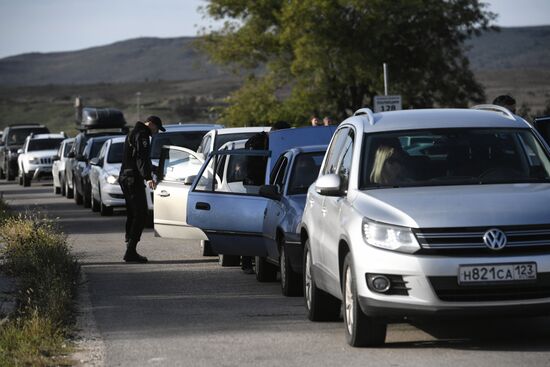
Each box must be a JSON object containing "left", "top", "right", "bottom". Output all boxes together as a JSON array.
[{"left": 0, "top": 198, "right": 80, "bottom": 366}]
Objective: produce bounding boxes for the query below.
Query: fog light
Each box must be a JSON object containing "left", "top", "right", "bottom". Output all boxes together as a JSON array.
[{"left": 367, "top": 274, "right": 391, "bottom": 293}]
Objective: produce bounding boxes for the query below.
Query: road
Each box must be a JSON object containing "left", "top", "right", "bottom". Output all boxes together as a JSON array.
[{"left": 2, "top": 180, "right": 550, "bottom": 367}]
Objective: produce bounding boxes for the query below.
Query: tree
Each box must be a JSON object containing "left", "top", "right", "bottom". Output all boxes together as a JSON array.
[{"left": 198, "top": 0, "right": 496, "bottom": 126}]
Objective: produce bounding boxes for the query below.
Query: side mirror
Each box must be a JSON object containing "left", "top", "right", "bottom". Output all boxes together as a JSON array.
[
  {"left": 52, "top": 155, "right": 61, "bottom": 161},
  {"left": 76, "top": 154, "right": 87, "bottom": 162},
  {"left": 259, "top": 185, "right": 281, "bottom": 201},
  {"left": 315, "top": 174, "right": 342, "bottom": 196},
  {"left": 184, "top": 175, "right": 196, "bottom": 185},
  {"left": 67, "top": 151, "right": 75, "bottom": 158},
  {"left": 89, "top": 157, "right": 100, "bottom": 166},
  {"left": 17, "top": 148, "right": 23, "bottom": 154}
]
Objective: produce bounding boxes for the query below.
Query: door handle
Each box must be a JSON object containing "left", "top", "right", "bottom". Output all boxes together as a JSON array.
[
  {"left": 196, "top": 202, "right": 211, "bottom": 210},
  {"left": 158, "top": 190, "right": 170, "bottom": 197}
]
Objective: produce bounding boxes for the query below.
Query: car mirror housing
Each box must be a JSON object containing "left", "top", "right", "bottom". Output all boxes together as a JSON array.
[
  {"left": 17, "top": 148, "right": 23, "bottom": 154},
  {"left": 52, "top": 155, "right": 61, "bottom": 161},
  {"left": 259, "top": 185, "right": 281, "bottom": 201},
  {"left": 184, "top": 175, "right": 196, "bottom": 185},
  {"left": 89, "top": 157, "right": 100, "bottom": 166},
  {"left": 315, "top": 174, "right": 342, "bottom": 196},
  {"left": 76, "top": 154, "right": 87, "bottom": 162}
]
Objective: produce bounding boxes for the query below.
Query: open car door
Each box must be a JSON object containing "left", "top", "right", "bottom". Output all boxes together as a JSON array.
[
  {"left": 186, "top": 149, "right": 271, "bottom": 256},
  {"left": 153, "top": 145, "right": 207, "bottom": 240},
  {"left": 533, "top": 115, "right": 550, "bottom": 146}
]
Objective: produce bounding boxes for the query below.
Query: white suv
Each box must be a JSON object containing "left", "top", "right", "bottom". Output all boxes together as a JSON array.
[
  {"left": 17, "top": 133, "right": 65, "bottom": 187},
  {"left": 300, "top": 105, "right": 550, "bottom": 347}
]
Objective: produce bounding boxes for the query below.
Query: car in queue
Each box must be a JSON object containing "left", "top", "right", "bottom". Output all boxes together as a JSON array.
[
  {"left": 145, "top": 123, "right": 223, "bottom": 223},
  {"left": 89, "top": 137, "right": 126, "bottom": 215},
  {"left": 52, "top": 138, "right": 74, "bottom": 195},
  {"left": 17, "top": 133, "right": 65, "bottom": 186},
  {"left": 73, "top": 135, "right": 120, "bottom": 208},
  {"left": 300, "top": 105, "right": 550, "bottom": 347},
  {"left": 258, "top": 145, "right": 327, "bottom": 296},
  {"left": 195, "top": 126, "right": 271, "bottom": 160},
  {"left": 0, "top": 124, "right": 49, "bottom": 181},
  {"left": 66, "top": 107, "right": 127, "bottom": 200},
  {"left": 153, "top": 126, "right": 336, "bottom": 265}
]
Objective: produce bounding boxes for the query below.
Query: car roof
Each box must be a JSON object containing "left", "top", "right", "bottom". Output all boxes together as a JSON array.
[
  {"left": 215, "top": 126, "right": 270, "bottom": 135},
  {"left": 28, "top": 133, "right": 65, "bottom": 140},
  {"left": 107, "top": 136, "right": 126, "bottom": 144},
  {"left": 87, "top": 135, "right": 119, "bottom": 144},
  {"left": 162, "top": 123, "right": 223, "bottom": 132},
  {"left": 218, "top": 139, "right": 247, "bottom": 150},
  {"left": 287, "top": 144, "right": 328, "bottom": 155},
  {"left": 62, "top": 137, "right": 75, "bottom": 143},
  {"left": 344, "top": 108, "right": 531, "bottom": 133}
]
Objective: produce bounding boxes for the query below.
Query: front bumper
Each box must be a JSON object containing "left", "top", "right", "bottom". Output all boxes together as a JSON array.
[
  {"left": 26, "top": 165, "right": 52, "bottom": 179},
  {"left": 101, "top": 183, "right": 125, "bottom": 207}
]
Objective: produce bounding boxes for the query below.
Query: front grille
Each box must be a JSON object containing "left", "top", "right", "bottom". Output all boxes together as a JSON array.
[
  {"left": 414, "top": 224, "right": 550, "bottom": 256},
  {"left": 429, "top": 273, "right": 550, "bottom": 302},
  {"left": 39, "top": 157, "right": 52, "bottom": 165}
]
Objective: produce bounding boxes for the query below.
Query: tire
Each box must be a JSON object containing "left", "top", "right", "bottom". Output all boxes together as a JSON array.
[
  {"left": 342, "top": 253, "right": 387, "bottom": 347},
  {"left": 91, "top": 195, "right": 100, "bottom": 212},
  {"left": 201, "top": 240, "right": 217, "bottom": 256},
  {"left": 99, "top": 189, "right": 113, "bottom": 216},
  {"left": 66, "top": 178, "right": 74, "bottom": 199},
  {"left": 61, "top": 178, "right": 66, "bottom": 196},
  {"left": 303, "top": 239, "right": 341, "bottom": 321},
  {"left": 0, "top": 167, "right": 5, "bottom": 179},
  {"left": 18, "top": 174, "right": 23, "bottom": 186},
  {"left": 280, "top": 243, "right": 303, "bottom": 297},
  {"left": 74, "top": 179, "right": 83, "bottom": 205},
  {"left": 218, "top": 254, "right": 240, "bottom": 267},
  {"left": 255, "top": 256, "right": 278, "bottom": 282},
  {"left": 7, "top": 165, "right": 15, "bottom": 181},
  {"left": 22, "top": 173, "right": 31, "bottom": 187},
  {"left": 53, "top": 182, "right": 61, "bottom": 195},
  {"left": 83, "top": 184, "right": 91, "bottom": 208}
]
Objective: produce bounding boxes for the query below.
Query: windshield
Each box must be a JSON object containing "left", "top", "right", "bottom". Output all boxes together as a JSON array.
[
  {"left": 90, "top": 140, "right": 108, "bottom": 159},
  {"left": 62, "top": 142, "right": 73, "bottom": 157},
  {"left": 288, "top": 153, "right": 325, "bottom": 195},
  {"left": 107, "top": 142, "right": 124, "bottom": 163},
  {"left": 8, "top": 128, "right": 49, "bottom": 145},
  {"left": 214, "top": 132, "right": 259, "bottom": 151},
  {"left": 150, "top": 131, "right": 207, "bottom": 159},
  {"left": 28, "top": 138, "right": 63, "bottom": 151},
  {"left": 361, "top": 128, "right": 550, "bottom": 189}
]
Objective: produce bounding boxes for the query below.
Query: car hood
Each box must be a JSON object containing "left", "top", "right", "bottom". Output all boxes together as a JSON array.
[
  {"left": 353, "top": 184, "right": 550, "bottom": 228},
  {"left": 104, "top": 163, "right": 121, "bottom": 176},
  {"left": 24, "top": 149, "right": 57, "bottom": 157}
]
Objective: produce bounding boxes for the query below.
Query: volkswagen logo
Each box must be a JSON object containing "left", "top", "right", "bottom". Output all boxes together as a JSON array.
[{"left": 483, "top": 228, "right": 507, "bottom": 250}]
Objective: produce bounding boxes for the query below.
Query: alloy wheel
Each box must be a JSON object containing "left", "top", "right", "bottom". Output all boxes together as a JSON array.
[{"left": 344, "top": 266, "right": 354, "bottom": 335}]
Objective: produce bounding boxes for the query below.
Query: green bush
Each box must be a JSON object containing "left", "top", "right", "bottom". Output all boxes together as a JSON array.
[{"left": 0, "top": 208, "right": 80, "bottom": 365}]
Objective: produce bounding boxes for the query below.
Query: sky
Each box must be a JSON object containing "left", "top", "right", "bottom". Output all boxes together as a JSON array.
[{"left": 0, "top": 0, "right": 549, "bottom": 59}]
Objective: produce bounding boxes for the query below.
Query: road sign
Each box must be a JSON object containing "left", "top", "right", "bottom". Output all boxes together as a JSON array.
[{"left": 374, "top": 95, "right": 402, "bottom": 113}]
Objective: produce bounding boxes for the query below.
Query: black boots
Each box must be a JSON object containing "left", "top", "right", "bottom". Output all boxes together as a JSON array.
[{"left": 124, "top": 239, "right": 148, "bottom": 263}]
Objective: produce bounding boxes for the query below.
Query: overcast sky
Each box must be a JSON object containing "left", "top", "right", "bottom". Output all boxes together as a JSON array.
[{"left": 1, "top": 0, "right": 549, "bottom": 59}]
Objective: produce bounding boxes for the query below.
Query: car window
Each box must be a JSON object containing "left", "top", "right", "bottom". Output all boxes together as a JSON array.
[
  {"left": 107, "top": 142, "right": 124, "bottom": 163},
  {"left": 288, "top": 153, "right": 325, "bottom": 195},
  {"left": 150, "top": 131, "right": 207, "bottom": 159},
  {"left": 322, "top": 128, "right": 350, "bottom": 176},
  {"left": 27, "top": 138, "right": 64, "bottom": 151},
  {"left": 63, "top": 142, "right": 73, "bottom": 157},
  {"left": 194, "top": 151, "right": 268, "bottom": 195},
  {"left": 361, "top": 128, "right": 550, "bottom": 188},
  {"left": 197, "top": 134, "right": 211, "bottom": 154},
  {"left": 214, "top": 133, "right": 259, "bottom": 151},
  {"left": 337, "top": 130, "right": 354, "bottom": 190},
  {"left": 160, "top": 147, "right": 202, "bottom": 182},
  {"left": 97, "top": 142, "right": 107, "bottom": 161},
  {"left": 271, "top": 157, "right": 288, "bottom": 191},
  {"left": 269, "top": 155, "right": 287, "bottom": 185}
]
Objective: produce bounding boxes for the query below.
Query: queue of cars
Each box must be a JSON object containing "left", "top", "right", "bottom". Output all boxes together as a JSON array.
[{"left": 4, "top": 105, "right": 550, "bottom": 348}]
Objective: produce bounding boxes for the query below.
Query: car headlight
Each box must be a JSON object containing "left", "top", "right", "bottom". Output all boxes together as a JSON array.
[
  {"left": 106, "top": 175, "right": 118, "bottom": 184},
  {"left": 362, "top": 218, "right": 420, "bottom": 253},
  {"left": 29, "top": 156, "right": 39, "bottom": 164}
]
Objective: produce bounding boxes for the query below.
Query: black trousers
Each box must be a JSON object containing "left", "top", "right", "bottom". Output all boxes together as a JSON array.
[{"left": 119, "top": 175, "right": 147, "bottom": 243}]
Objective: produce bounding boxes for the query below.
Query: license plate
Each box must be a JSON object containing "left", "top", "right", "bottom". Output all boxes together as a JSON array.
[{"left": 458, "top": 263, "right": 537, "bottom": 284}]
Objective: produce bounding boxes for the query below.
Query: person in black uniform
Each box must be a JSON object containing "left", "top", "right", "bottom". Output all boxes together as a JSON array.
[{"left": 119, "top": 115, "right": 165, "bottom": 263}]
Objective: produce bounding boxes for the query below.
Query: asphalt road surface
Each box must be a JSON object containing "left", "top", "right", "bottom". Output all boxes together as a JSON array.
[{"left": 2, "top": 180, "right": 550, "bottom": 367}]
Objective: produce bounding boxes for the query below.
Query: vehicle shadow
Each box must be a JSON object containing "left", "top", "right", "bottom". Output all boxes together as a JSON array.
[
  {"left": 384, "top": 317, "right": 550, "bottom": 351},
  {"left": 81, "top": 259, "right": 219, "bottom": 266}
]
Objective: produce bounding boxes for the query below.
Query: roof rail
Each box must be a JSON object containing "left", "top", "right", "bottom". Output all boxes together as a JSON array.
[
  {"left": 471, "top": 104, "right": 516, "bottom": 120},
  {"left": 8, "top": 123, "right": 42, "bottom": 127},
  {"left": 353, "top": 107, "right": 375, "bottom": 125}
]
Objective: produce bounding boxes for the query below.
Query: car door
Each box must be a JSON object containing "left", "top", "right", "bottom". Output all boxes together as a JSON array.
[
  {"left": 322, "top": 128, "right": 354, "bottom": 280},
  {"left": 153, "top": 145, "right": 207, "bottom": 239},
  {"left": 186, "top": 149, "right": 271, "bottom": 256},
  {"left": 262, "top": 153, "right": 290, "bottom": 258}
]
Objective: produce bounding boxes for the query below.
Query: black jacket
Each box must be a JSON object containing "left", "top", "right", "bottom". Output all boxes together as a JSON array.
[{"left": 120, "top": 121, "right": 153, "bottom": 181}]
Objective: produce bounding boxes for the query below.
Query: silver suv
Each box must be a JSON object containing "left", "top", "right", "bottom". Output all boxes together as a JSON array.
[{"left": 300, "top": 105, "right": 550, "bottom": 347}]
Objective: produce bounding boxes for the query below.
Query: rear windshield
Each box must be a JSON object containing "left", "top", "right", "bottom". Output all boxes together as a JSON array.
[
  {"left": 8, "top": 128, "right": 49, "bottom": 145},
  {"left": 28, "top": 138, "right": 63, "bottom": 151},
  {"left": 107, "top": 142, "right": 124, "bottom": 163},
  {"left": 150, "top": 131, "right": 207, "bottom": 159},
  {"left": 361, "top": 128, "right": 550, "bottom": 188}
]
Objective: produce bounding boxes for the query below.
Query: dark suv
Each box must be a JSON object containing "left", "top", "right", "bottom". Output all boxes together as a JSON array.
[{"left": 1, "top": 124, "right": 49, "bottom": 180}]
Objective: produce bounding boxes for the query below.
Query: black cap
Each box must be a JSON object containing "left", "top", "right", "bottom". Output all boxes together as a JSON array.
[{"left": 145, "top": 115, "right": 165, "bottom": 132}]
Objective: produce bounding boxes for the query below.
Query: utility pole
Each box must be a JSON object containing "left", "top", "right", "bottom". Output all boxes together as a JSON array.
[
  {"left": 383, "top": 63, "right": 388, "bottom": 96},
  {"left": 136, "top": 92, "right": 141, "bottom": 121}
]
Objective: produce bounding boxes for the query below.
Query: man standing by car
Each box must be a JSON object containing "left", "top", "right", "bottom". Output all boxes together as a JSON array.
[{"left": 119, "top": 115, "right": 165, "bottom": 263}]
